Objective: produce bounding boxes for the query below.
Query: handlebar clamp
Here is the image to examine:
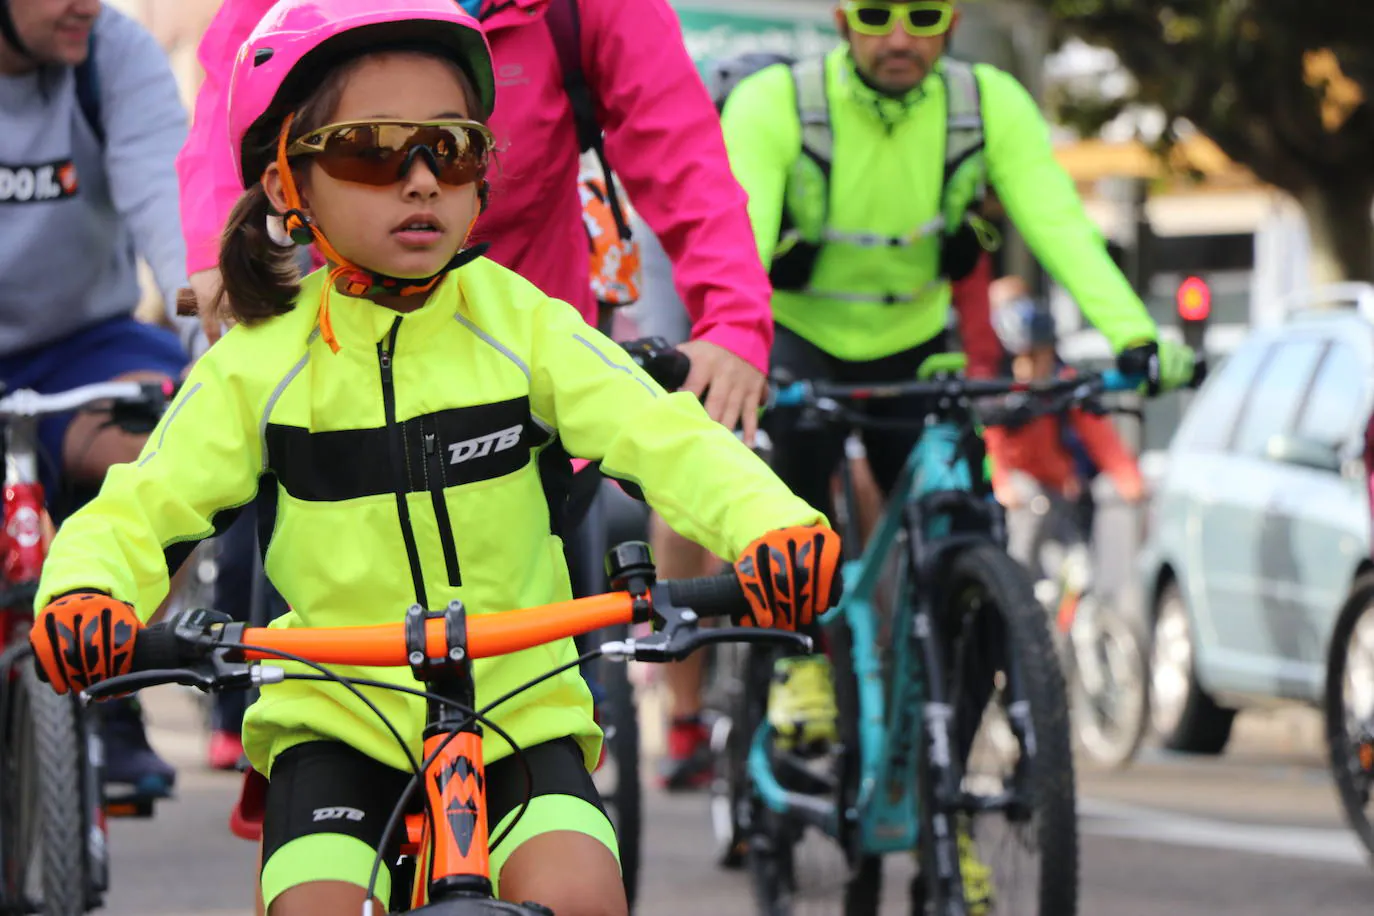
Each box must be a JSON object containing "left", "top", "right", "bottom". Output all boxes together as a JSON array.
[{"left": 404, "top": 600, "right": 469, "bottom": 681}]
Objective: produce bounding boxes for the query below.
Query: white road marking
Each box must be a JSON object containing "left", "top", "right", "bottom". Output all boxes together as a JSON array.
[{"left": 1080, "top": 796, "right": 1368, "bottom": 867}]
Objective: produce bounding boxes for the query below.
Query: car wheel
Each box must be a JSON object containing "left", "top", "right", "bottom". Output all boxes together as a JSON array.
[{"left": 1150, "top": 580, "right": 1236, "bottom": 754}]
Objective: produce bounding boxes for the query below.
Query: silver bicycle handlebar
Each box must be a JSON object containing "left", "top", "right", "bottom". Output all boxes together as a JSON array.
[{"left": 0, "top": 381, "right": 153, "bottom": 420}]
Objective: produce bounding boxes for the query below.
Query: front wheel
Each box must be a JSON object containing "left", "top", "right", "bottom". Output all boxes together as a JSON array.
[
  {"left": 1067, "top": 602, "right": 1150, "bottom": 770},
  {"left": 1324, "top": 574, "right": 1374, "bottom": 862},
  {"left": 0, "top": 652, "right": 93, "bottom": 915},
  {"left": 914, "top": 545, "right": 1079, "bottom": 916}
]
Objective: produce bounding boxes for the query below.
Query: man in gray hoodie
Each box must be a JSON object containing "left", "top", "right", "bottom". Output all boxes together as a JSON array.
[{"left": 0, "top": 0, "right": 194, "bottom": 798}]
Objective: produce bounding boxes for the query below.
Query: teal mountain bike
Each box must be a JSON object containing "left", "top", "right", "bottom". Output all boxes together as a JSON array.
[{"left": 715, "top": 360, "right": 1164, "bottom": 916}]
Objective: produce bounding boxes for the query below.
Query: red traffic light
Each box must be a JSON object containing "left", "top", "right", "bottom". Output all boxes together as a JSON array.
[{"left": 1177, "top": 276, "right": 1211, "bottom": 322}]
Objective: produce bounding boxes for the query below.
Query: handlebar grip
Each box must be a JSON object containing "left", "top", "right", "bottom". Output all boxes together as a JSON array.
[
  {"left": 617, "top": 337, "right": 692, "bottom": 392},
  {"left": 131, "top": 621, "right": 188, "bottom": 672},
  {"left": 665, "top": 574, "right": 748, "bottom": 620}
]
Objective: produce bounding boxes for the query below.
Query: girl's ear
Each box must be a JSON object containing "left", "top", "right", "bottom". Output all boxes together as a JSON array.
[
  {"left": 262, "top": 162, "right": 291, "bottom": 215},
  {"left": 263, "top": 162, "right": 316, "bottom": 246}
]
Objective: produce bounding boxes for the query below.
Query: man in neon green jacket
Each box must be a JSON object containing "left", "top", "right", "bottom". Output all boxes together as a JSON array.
[{"left": 718, "top": 3, "right": 1195, "bottom": 900}]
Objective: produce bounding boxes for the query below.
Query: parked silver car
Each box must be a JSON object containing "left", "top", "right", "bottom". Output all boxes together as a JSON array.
[{"left": 1139, "top": 284, "right": 1374, "bottom": 753}]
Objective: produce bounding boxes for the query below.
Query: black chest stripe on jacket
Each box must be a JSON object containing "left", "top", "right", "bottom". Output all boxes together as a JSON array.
[{"left": 264, "top": 397, "right": 550, "bottom": 503}]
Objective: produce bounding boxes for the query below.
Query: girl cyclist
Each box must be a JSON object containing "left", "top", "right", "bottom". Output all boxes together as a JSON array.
[{"left": 27, "top": 2, "right": 841, "bottom": 915}]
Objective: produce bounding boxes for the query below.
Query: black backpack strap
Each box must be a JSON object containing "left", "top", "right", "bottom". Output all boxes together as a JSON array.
[
  {"left": 545, "top": 0, "right": 596, "bottom": 154},
  {"left": 545, "top": 0, "right": 630, "bottom": 240},
  {"left": 74, "top": 30, "right": 103, "bottom": 146}
]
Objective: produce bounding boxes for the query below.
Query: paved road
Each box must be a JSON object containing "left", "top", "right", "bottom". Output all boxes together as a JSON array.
[{"left": 96, "top": 687, "right": 1371, "bottom": 916}]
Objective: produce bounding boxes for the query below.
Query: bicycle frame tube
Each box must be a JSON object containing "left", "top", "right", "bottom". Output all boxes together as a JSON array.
[
  {"left": 421, "top": 641, "right": 493, "bottom": 901},
  {"left": 851, "top": 421, "right": 974, "bottom": 852},
  {"left": 744, "top": 418, "right": 980, "bottom": 852},
  {"left": 835, "top": 420, "right": 983, "bottom": 854}
]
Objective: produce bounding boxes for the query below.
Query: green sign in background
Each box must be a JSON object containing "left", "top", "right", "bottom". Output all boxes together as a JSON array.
[{"left": 671, "top": 2, "right": 839, "bottom": 72}]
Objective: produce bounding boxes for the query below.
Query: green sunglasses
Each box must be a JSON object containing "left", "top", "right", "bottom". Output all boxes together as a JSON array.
[{"left": 843, "top": 1, "right": 954, "bottom": 37}]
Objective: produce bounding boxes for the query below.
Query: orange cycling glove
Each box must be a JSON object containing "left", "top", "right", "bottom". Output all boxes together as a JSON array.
[
  {"left": 31, "top": 592, "right": 141, "bottom": 694},
  {"left": 732, "top": 524, "right": 843, "bottom": 630}
]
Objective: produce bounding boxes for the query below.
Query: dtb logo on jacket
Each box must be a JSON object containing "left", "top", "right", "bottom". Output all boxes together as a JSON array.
[{"left": 448, "top": 424, "right": 523, "bottom": 465}]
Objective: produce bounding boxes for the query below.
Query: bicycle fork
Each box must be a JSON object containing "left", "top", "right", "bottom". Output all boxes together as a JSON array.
[{"left": 906, "top": 515, "right": 969, "bottom": 916}]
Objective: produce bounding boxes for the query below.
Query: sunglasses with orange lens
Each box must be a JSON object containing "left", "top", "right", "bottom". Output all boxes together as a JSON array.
[{"left": 286, "top": 119, "right": 493, "bottom": 187}]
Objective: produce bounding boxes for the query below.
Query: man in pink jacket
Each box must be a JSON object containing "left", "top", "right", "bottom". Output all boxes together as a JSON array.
[{"left": 177, "top": 0, "right": 774, "bottom": 784}]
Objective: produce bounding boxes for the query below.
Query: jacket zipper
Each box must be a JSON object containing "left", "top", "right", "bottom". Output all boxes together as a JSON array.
[
  {"left": 378, "top": 318, "right": 428, "bottom": 608},
  {"left": 424, "top": 419, "right": 463, "bottom": 587}
]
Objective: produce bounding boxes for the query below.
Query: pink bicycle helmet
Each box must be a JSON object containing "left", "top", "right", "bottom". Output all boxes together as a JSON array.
[{"left": 227, "top": 0, "right": 496, "bottom": 188}]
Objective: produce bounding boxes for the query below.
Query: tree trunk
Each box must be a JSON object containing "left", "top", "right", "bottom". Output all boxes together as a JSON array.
[{"left": 1298, "top": 180, "right": 1374, "bottom": 284}]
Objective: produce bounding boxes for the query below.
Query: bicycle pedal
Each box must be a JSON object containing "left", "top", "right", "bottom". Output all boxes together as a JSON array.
[{"left": 103, "top": 794, "right": 156, "bottom": 818}]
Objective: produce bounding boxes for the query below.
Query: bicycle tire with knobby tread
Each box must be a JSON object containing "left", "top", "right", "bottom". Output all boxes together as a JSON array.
[
  {"left": 2, "top": 657, "right": 90, "bottom": 916},
  {"left": 738, "top": 645, "right": 796, "bottom": 916},
  {"left": 829, "top": 619, "right": 882, "bottom": 916},
  {"left": 1323, "top": 573, "right": 1374, "bottom": 861},
  {"left": 916, "top": 544, "right": 1078, "bottom": 916}
]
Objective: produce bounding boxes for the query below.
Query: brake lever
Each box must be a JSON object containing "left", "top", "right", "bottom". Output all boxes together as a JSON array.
[
  {"left": 82, "top": 642, "right": 264, "bottom": 701},
  {"left": 84, "top": 667, "right": 223, "bottom": 700},
  {"left": 600, "top": 627, "right": 812, "bottom": 663}
]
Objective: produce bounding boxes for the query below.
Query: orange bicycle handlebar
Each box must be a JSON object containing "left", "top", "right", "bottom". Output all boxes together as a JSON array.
[{"left": 234, "top": 591, "right": 636, "bottom": 666}]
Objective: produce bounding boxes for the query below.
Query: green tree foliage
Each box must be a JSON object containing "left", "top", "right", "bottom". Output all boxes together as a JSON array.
[{"left": 1031, "top": 0, "right": 1374, "bottom": 280}]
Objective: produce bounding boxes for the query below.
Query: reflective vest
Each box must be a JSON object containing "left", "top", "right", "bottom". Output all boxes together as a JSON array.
[{"left": 770, "top": 56, "right": 996, "bottom": 305}]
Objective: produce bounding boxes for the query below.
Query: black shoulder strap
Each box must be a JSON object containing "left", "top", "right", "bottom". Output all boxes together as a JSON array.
[
  {"left": 74, "top": 30, "right": 103, "bottom": 147},
  {"left": 545, "top": 0, "right": 596, "bottom": 154},
  {"left": 545, "top": 0, "right": 630, "bottom": 240}
]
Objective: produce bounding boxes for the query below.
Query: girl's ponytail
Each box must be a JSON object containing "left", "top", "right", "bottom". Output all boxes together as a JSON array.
[{"left": 217, "top": 183, "right": 301, "bottom": 325}]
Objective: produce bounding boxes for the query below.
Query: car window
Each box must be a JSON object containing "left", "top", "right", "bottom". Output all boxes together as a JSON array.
[
  {"left": 1172, "top": 340, "right": 1271, "bottom": 452},
  {"left": 1295, "top": 343, "right": 1368, "bottom": 447},
  {"left": 1230, "top": 338, "right": 1326, "bottom": 457}
]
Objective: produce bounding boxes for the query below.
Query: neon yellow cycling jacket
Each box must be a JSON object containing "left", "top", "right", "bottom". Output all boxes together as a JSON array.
[
  {"left": 37, "top": 262, "right": 823, "bottom": 775},
  {"left": 721, "top": 49, "right": 1158, "bottom": 362}
]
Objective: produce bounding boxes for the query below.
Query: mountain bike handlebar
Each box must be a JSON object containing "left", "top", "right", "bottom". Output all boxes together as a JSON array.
[
  {"left": 767, "top": 367, "right": 1147, "bottom": 410},
  {"left": 85, "top": 566, "right": 804, "bottom": 699},
  {"left": 0, "top": 379, "right": 177, "bottom": 421}
]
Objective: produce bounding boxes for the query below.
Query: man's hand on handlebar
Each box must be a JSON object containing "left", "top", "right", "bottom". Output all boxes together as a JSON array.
[{"left": 1116, "top": 340, "right": 1205, "bottom": 396}]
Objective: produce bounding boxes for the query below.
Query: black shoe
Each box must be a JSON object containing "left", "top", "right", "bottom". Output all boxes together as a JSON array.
[{"left": 100, "top": 696, "right": 176, "bottom": 798}]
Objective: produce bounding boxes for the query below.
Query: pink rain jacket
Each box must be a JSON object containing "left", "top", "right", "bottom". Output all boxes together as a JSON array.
[{"left": 176, "top": 0, "right": 773, "bottom": 371}]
